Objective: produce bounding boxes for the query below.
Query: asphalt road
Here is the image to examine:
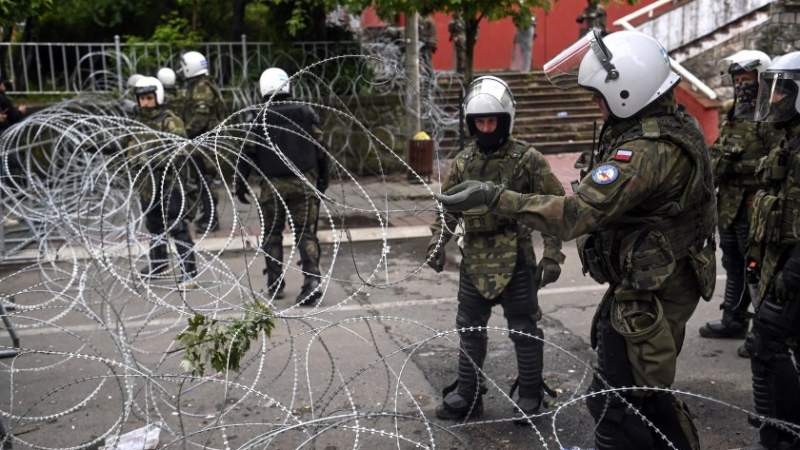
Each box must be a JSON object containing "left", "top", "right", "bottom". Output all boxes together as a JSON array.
[{"left": 0, "top": 234, "right": 761, "bottom": 450}]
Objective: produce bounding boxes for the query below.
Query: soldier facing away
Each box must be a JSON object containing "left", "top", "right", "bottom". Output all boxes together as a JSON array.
[
  {"left": 742, "top": 51, "right": 800, "bottom": 450},
  {"left": 235, "top": 68, "right": 330, "bottom": 306},
  {"left": 428, "top": 75, "right": 565, "bottom": 422},
  {"left": 130, "top": 76, "right": 198, "bottom": 289},
  {"left": 180, "top": 51, "right": 226, "bottom": 233},
  {"left": 699, "top": 50, "right": 778, "bottom": 358},
  {"left": 157, "top": 67, "right": 185, "bottom": 118},
  {"left": 436, "top": 30, "right": 716, "bottom": 450}
]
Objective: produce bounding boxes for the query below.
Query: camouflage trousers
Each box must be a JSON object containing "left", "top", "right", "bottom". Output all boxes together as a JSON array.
[
  {"left": 260, "top": 175, "right": 321, "bottom": 290},
  {"left": 586, "top": 257, "right": 701, "bottom": 450}
]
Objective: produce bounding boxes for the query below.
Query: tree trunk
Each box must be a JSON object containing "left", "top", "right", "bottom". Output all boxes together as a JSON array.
[
  {"left": 229, "top": 0, "right": 249, "bottom": 41},
  {"left": 0, "top": 25, "right": 14, "bottom": 80},
  {"left": 191, "top": 1, "right": 199, "bottom": 32},
  {"left": 464, "top": 17, "right": 480, "bottom": 83}
]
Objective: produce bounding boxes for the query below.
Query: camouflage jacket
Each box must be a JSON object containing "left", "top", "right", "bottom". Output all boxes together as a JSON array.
[
  {"left": 163, "top": 87, "right": 186, "bottom": 118},
  {"left": 183, "top": 75, "right": 226, "bottom": 139},
  {"left": 750, "top": 121, "right": 800, "bottom": 302},
  {"left": 127, "top": 106, "right": 190, "bottom": 199},
  {"left": 431, "top": 137, "right": 565, "bottom": 299},
  {"left": 711, "top": 111, "right": 780, "bottom": 229},
  {"left": 494, "top": 105, "right": 716, "bottom": 291}
]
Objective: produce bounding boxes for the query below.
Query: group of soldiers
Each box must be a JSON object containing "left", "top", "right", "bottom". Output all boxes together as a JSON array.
[
  {"left": 128, "top": 53, "right": 328, "bottom": 303},
  {"left": 431, "top": 29, "right": 800, "bottom": 450}
]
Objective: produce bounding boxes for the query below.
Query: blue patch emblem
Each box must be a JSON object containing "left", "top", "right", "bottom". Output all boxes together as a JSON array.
[
  {"left": 660, "top": 47, "right": 669, "bottom": 64},
  {"left": 591, "top": 164, "right": 619, "bottom": 185}
]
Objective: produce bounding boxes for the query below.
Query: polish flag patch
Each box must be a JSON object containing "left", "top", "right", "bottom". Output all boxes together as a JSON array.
[{"left": 613, "top": 149, "right": 634, "bottom": 162}]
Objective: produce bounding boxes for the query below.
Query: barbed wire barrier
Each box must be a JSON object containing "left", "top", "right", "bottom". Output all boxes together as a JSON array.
[{"left": 0, "top": 54, "right": 795, "bottom": 450}]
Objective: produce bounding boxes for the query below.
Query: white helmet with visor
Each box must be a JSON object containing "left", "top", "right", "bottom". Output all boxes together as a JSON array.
[
  {"left": 544, "top": 30, "right": 680, "bottom": 119},
  {"left": 463, "top": 75, "right": 516, "bottom": 135},
  {"left": 754, "top": 52, "right": 800, "bottom": 123},
  {"left": 134, "top": 76, "right": 164, "bottom": 106},
  {"left": 716, "top": 50, "right": 771, "bottom": 78}
]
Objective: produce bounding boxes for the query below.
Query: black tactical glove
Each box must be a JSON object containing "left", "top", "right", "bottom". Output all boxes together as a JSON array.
[
  {"left": 434, "top": 181, "right": 505, "bottom": 213},
  {"left": 426, "top": 243, "right": 446, "bottom": 273},
  {"left": 535, "top": 257, "right": 561, "bottom": 288}
]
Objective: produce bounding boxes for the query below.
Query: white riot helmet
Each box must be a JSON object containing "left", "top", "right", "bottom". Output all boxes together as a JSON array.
[
  {"left": 718, "top": 50, "right": 771, "bottom": 116},
  {"left": 260, "top": 68, "right": 290, "bottom": 97},
  {"left": 544, "top": 30, "right": 681, "bottom": 119},
  {"left": 134, "top": 76, "right": 164, "bottom": 106},
  {"left": 157, "top": 67, "right": 177, "bottom": 88},
  {"left": 180, "top": 51, "right": 209, "bottom": 78},
  {"left": 127, "top": 74, "right": 144, "bottom": 89},
  {"left": 754, "top": 52, "right": 800, "bottom": 123},
  {"left": 716, "top": 50, "right": 771, "bottom": 78},
  {"left": 463, "top": 76, "right": 516, "bottom": 150}
]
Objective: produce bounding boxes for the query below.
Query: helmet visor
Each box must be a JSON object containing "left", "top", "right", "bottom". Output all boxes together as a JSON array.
[
  {"left": 716, "top": 57, "right": 762, "bottom": 77},
  {"left": 754, "top": 72, "right": 800, "bottom": 122},
  {"left": 464, "top": 77, "right": 514, "bottom": 114},
  {"left": 544, "top": 29, "right": 616, "bottom": 89}
]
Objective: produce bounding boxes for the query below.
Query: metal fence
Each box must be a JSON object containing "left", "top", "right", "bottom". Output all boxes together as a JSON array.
[{"left": 0, "top": 36, "right": 363, "bottom": 94}]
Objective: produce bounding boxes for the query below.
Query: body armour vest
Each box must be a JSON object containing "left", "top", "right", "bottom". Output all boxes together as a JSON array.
[
  {"left": 456, "top": 138, "right": 531, "bottom": 300},
  {"left": 588, "top": 113, "right": 717, "bottom": 289},
  {"left": 749, "top": 132, "right": 800, "bottom": 300},
  {"left": 252, "top": 103, "right": 319, "bottom": 177},
  {"left": 712, "top": 114, "right": 772, "bottom": 229}
]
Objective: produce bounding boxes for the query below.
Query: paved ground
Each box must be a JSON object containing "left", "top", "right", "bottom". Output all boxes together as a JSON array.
[{"left": 0, "top": 154, "right": 765, "bottom": 450}]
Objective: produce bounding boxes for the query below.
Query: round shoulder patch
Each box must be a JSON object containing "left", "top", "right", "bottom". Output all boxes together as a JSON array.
[{"left": 591, "top": 164, "right": 619, "bottom": 185}]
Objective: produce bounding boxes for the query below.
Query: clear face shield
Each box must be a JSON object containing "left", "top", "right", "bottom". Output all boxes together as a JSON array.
[
  {"left": 543, "top": 29, "right": 618, "bottom": 89},
  {"left": 754, "top": 72, "right": 800, "bottom": 122}
]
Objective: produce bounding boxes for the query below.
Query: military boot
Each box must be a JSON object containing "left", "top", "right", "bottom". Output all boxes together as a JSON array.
[
  {"left": 267, "top": 279, "right": 285, "bottom": 300},
  {"left": 435, "top": 390, "right": 484, "bottom": 420},
  {"left": 699, "top": 309, "right": 749, "bottom": 339},
  {"left": 296, "top": 278, "right": 322, "bottom": 306}
]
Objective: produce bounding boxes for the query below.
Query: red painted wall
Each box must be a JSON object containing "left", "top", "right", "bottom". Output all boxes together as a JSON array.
[
  {"left": 361, "top": 0, "right": 665, "bottom": 71},
  {"left": 675, "top": 84, "right": 720, "bottom": 145}
]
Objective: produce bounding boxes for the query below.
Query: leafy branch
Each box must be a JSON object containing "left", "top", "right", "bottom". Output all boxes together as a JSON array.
[{"left": 174, "top": 300, "right": 275, "bottom": 377}]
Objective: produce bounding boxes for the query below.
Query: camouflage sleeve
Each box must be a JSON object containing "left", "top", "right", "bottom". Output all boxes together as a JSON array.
[
  {"left": 524, "top": 150, "right": 565, "bottom": 262},
  {"left": 164, "top": 115, "right": 188, "bottom": 139},
  {"left": 185, "top": 81, "right": 216, "bottom": 138},
  {"left": 495, "top": 140, "right": 676, "bottom": 241},
  {"left": 430, "top": 157, "right": 461, "bottom": 246}
]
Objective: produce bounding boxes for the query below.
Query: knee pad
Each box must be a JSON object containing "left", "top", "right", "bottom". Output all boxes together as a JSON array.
[
  {"left": 508, "top": 315, "right": 540, "bottom": 345},
  {"left": 456, "top": 307, "right": 489, "bottom": 339}
]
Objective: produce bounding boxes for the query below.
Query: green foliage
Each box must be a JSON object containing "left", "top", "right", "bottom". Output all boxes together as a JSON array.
[
  {"left": 150, "top": 12, "right": 202, "bottom": 44},
  {"left": 174, "top": 300, "right": 275, "bottom": 377},
  {"left": 0, "top": 0, "right": 53, "bottom": 27}
]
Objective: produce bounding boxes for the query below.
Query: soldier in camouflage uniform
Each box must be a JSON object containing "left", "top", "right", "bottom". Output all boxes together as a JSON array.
[
  {"left": 157, "top": 67, "right": 185, "bottom": 117},
  {"left": 742, "top": 52, "right": 800, "bottom": 450},
  {"left": 130, "top": 77, "right": 197, "bottom": 287},
  {"left": 436, "top": 31, "right": 715, "bottom": 450},
  {"left": 180, "top": 51, "right": 226, "bottom": 233},
  {"left": 428, "top": 75, "right": 565, "bottom": 422},
  {"left": 699, "top": 51, "right": 776, "bottom": 355},
  {"left": 448, "top": 13, "right": 466, "bottom": 74},
  {"left": 235, "top": 68, "right": 330, "bottom": 306},
  {"left": 576, "top": 0, "right": 606, "bottom": 37}
]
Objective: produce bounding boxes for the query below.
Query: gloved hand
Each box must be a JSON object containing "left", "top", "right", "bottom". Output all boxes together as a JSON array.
[
  {"left": 426, "top": 243, "right": 446, "bottom": 273},
  {"left": 235, "top": 179, "right": 250, "bottom": 205},
  {"left": 775, "top": 269, "right": 800, "bottom": 302},
  {"left": 434, "top": 181, "right": 505, "bottom": 213},
  {"left": 535, "top": 257, "right": 561, "bottom": 288}
]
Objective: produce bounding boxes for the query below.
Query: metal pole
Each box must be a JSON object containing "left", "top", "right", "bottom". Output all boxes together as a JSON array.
[
  {"left": 405, "top": 12, "right": 421, "bottom": 149},
  {"left": 114, "top": 35, "right": 123, "bottom": 93},
  {"left": 241, "top": 34, "right": 248, "bottom": 83}
]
